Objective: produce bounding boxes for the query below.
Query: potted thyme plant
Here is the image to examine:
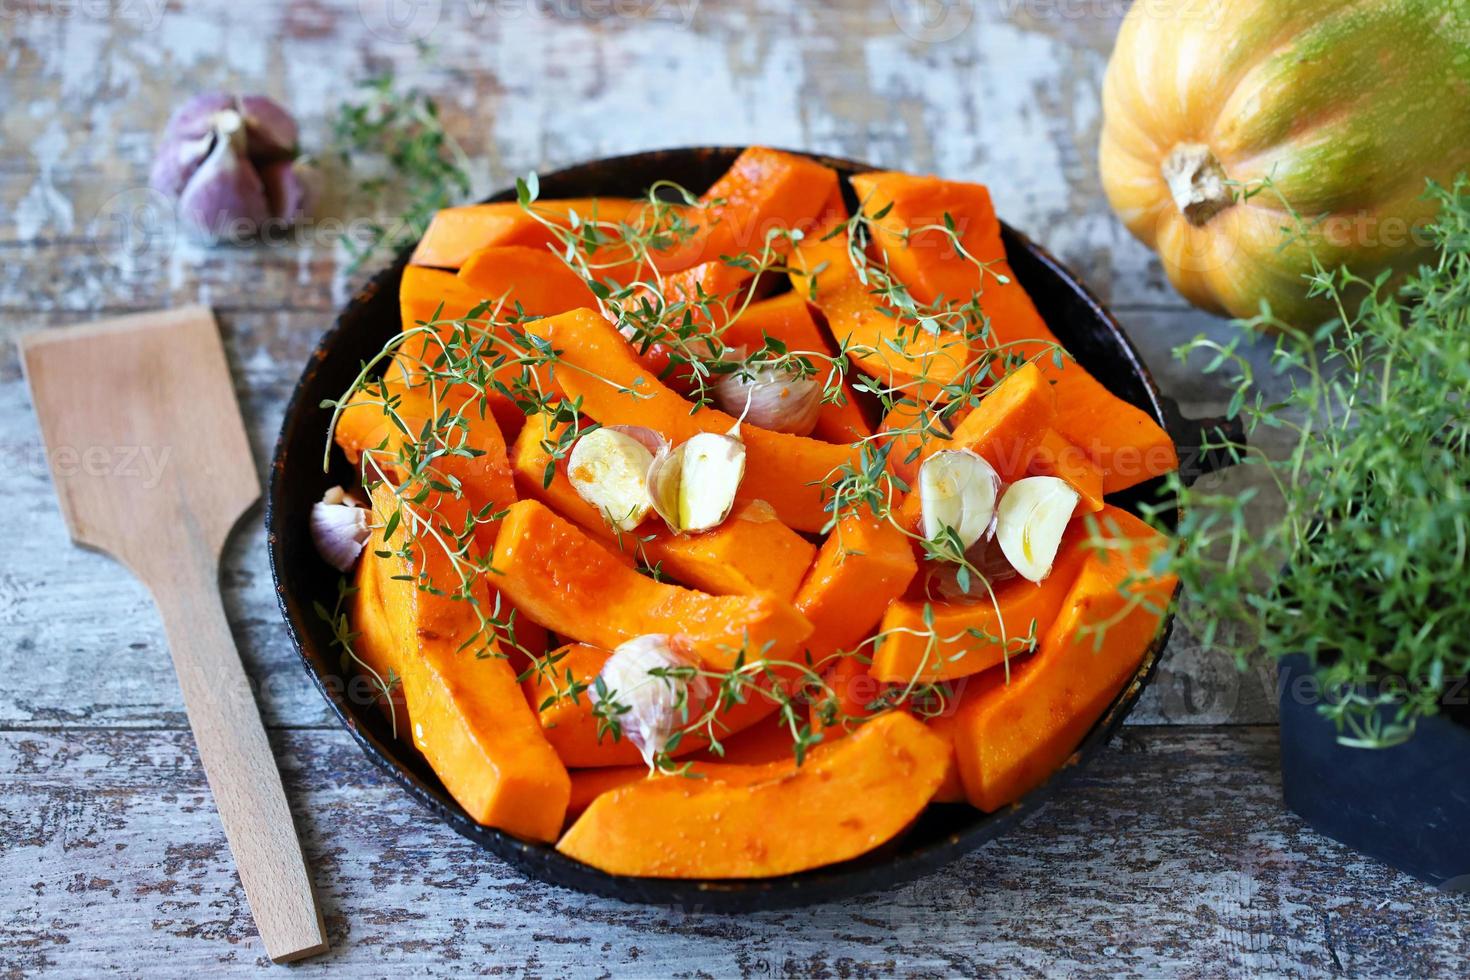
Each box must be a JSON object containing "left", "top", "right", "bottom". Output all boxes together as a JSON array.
[{"left": 1152, "top": 178, "right": 1470, "bottom": 886}]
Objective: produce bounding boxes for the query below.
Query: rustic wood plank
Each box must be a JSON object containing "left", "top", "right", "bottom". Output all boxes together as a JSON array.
[{"left": 2, "top": 726, "right": 1464, "bottom": 976}]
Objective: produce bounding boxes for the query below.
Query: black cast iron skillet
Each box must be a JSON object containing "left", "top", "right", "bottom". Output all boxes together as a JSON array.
[{"left": 268, "top": 147, "right": 1239, "bottom": 910}]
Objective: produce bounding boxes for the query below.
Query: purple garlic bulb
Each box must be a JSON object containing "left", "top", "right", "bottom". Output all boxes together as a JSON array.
[{"left": 149, "top": 92, "right": 316, "bottom": 241}]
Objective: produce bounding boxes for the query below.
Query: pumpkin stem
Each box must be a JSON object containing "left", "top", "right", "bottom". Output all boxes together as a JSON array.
[{"left": 1161, "top": 144, "right": 1233, "bottom": 227}]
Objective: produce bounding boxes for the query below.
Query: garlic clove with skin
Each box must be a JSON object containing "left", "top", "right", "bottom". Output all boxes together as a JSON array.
[
  {"left": 713, "top": 359, "right": 822, "bottom": 436},
  {"left": 259, "top": 158, "right": 322, "bottom": 224},
  {"left": 568, "top": 427, "right": 659, "bottom": 532},
  {"left": 311, "top": 486, "right": 371, "bottom": 572},
  {"left": 176, "top": 109, "right": 271, "bottom": 240},
  {"left": 238, "top": 94, "right": 299, "bottom": 160},
  {"left": 648, "top": 431, "right": 747, "bottom": 534},
  {"left": 994, "top": 476, "right": 1081, "bottom": 583},
  {"left": 593, "top": 635, "right": 705, "bottom": 770},
  {"left": 919, "top": 449, "right": 1001, "bottom": 551}
]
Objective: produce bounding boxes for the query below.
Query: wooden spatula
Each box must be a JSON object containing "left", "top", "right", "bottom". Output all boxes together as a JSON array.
[{"left": 20, "top": 306, "right": 329, "bottom": 963}]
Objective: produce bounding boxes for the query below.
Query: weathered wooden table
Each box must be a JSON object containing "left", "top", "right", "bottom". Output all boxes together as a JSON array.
[{"left": 3, "top": 1, "right": 1465, "bottom": 974}]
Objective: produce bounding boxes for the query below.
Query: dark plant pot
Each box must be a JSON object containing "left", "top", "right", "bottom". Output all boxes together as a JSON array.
[{"left": 1278, "top": 653, "right": 1470, "bottom": 889}]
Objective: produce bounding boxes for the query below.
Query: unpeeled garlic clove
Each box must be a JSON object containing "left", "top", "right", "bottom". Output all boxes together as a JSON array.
[
  {"left": 568, "top": 427, "right": 658, "bottom": 532},
  {"left": 238, "top": 94, "right": 299, "bottom": 160},
  {"left": 994, "top": 476, "right": 1081, "bottom": 583},
  {"left": 593, "top": 635, "right": 703, "bottom": 769},
  {"left": 648, "top": 431, "right": 747, "bottom": 534},
  {"left": 175, "top": 110, "right": 270, "bottom": 240},
  {"left": 311, "top": 487, "right": 371, "bottom": 572},
  {"left": 713, "top": 359, "right": 822, "bottom": 436},
  {"left": 259, "top": 158, "right": 321, "bottom": 224},
  {"left": 919, "top": 449, "right": 1000, "bottom": 551}
]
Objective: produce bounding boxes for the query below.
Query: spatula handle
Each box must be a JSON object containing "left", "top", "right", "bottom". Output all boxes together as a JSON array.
[{"left": 146, "top": 543, "right": 329, "bottom": 963}]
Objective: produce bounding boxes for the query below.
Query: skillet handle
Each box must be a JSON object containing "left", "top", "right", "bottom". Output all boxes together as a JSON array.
[{"left": 1158, "top": 395, "right": 1247, "bottom": 487}]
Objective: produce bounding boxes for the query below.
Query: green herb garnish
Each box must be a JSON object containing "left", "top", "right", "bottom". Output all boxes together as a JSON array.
[{"left": 1163, "top": 176, "right": 1470, "bottom": 748}]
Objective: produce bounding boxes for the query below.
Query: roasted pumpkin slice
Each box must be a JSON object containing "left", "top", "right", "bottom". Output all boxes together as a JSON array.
[
  {"left": 490, "top": 499, "right": 813, "bottom": 670},
  {"left": 849, "top": 171, "right": 1178, "bottom": 493},
  {"left": 522, "top": 308, "right": 857, "bottom": 533},
  {"left": 366, "top": 484, "right": 570, "bottom": 841},
  {"left": 947, "top": 506, "right": 1177, "bottom": 811},
  {"left": 871, "top": 528, "right": 1092, "bottom": 683},
  {"left": 556, "top": 712, "right": 948, "bottom": 878},
  {"left": 411, "top": 197, "right": 643, "bottom": 270},
  {"left": 523, "top": 642, "right": 793, "bottom": 768},
  {"left": 510, "top": 414, "right": 817, "bottom": 601},
  {"left": 457, "top": 245, "right": 600, "bottom": 316},
  {"left": 796, "top": 512, "right": 917, "bottom": 735},
  {"left": 655, "top": 147, "right": 839, "bottom": 273}
]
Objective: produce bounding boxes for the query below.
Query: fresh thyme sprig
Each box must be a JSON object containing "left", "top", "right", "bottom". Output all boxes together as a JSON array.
[{"left": 333, "top": 73, "right": 473, "bottom": 273}]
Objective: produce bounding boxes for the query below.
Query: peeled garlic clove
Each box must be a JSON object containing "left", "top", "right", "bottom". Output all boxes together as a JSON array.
[
  {"left": 713, "top": 361, "right": 822, "bottom": 436},
  {"left": 995, "top": 476, "right": 1081, "bottom": 583},
  {"left": 593, "top": 635, "right": 702, "bottom": 769},
  {"left": 176, "top": 109, "right": 270, "bottom": 240},
  {"left": 605, "top": 424, "right": 669, "bottom": 458},
  {"left": 919, "top": 449, "right": 1000, "bottom": 551},
  {"left": 311, "top": 488, "right": 371, "bottom": 572},
  {"left": 648, "top": 432, "right": 747, "bottom": 533},
  {"left": 568, "top": 427, "right": 658, "bottom": 532}
]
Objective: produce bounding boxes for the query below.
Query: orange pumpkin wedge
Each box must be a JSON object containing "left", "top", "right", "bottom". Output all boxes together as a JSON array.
[
  {"left": 521, "top": 308, "right": 857, "bottom": 533},
  {"left": 510, "top": 414, "right": 817, "bottom": 602},
  {"left": 457, "top": 245, "right": 600, "bottom": 316},
  {"left": 870, "top": 528, "right": 1092, "bottom": 683},
  {"left": 397, "top": 265, "right": 529, "bottom": 436},
  {"left": 655, "top": 147, "right": 839, "bottom": 273},
  {"left": 349, "top": 539, "right": 409, "bottom": 734},
  {"left": 490, "top": 499, "right": 813, "bottom": 671},
  {"left": 366, "top": 485, "right": 570, "bottom": 841},
  {"left": 411, "top": 197, "right": 643, "bottom": 270},
  {"left": 556, "top": 711, "right": 948, "bottom": 877},
  {"left": 947, "top": 506, "right": 1177, "bottom": 811},
  {"left": 333, "top": 376, "right": 517, "bottom": 553},
  {"left": 923, "top": 710, "right": 967, "bottom": 803},
  {"left": 1027, "top": 428, "right": 1106, "bottom": 513},
  {"left": 798, "top": 513, "right": 916, "bottom": 734},
  {"left": 796, "top": 511, "right": 918, "bottom": 659},
  {"left": 849, "top": 171, "right": 1177, "bottom": 493},
  {"left": 791, "top": 228, "right": 973, "bottom": 400}
]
